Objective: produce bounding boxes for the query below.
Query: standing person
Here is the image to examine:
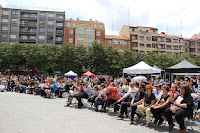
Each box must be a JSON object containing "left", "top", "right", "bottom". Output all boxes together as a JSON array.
[
  {"left": 164, "top": 85, "right": 194, "bottom": 133},
  {"left": 126, "top": 76, "right": 131, "bottom": 85},
  {"left": 137, "top": 84, "right": 156, "bottom": 127}
]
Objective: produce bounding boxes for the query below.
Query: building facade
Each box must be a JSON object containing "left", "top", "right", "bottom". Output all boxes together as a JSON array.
[
  {"left": 184, "top": 33, "right": 200, "bottom": 56},
  {"left": 120, "top": 25, "right": 184, "bottom": 56},
  {"left": 105, "top": 35, "right": 130, "bottom": 52},
  {"left": 0, "top": 6, "right": 65, "bottom": 46},
  {"left": 64, "top": 18, "right": 105, "bottom": 49}
]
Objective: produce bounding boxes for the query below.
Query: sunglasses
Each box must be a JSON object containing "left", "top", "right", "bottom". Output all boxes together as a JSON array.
[{"left": 146, "top": 88, "right": 151, "bottom": 90}]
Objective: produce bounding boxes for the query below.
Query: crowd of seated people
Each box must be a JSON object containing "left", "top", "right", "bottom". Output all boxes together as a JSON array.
[{"left": 0, "top": 72, "right": 200, "bottom": 132}]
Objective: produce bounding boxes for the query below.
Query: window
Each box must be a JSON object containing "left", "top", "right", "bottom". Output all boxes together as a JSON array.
[
  {"left": 146, "top": 44, "right": 151, "bottom": 48},
  {"left": 77, "top": 38, "right": 84, "bottom": 43},
  {"left": 69, "top": 38, "right": 73, "bottom": 43},
  {"left": 139, "top": 36, "right": 144, "bottom": 40},
  {"left": 21, "top": 36, "right": 27, "bottom": 39},
  {"left": 30, "top": 28, "right": 36, "bottom": 32},
  {"left": 86, "top": 38, "right": 93, "bottom": 43},
  {"left": 11, "top": 19, "right": 17, "bottom": 23},
  {"left": 48, "top": 21, "right": 54, "bottom": 25},
  {"left": 119, "top": 40, "right": 124, "bottom": 45},
  {"left": 96, "top": 31, "right": 100, "bottom": 36},
  {"left": 132, "top": 36, "right": 136, "bottom": 40},
  {"left": 11, "top": 11, "right": 18, "bottom": 16},
  {"left": 39, "top": 35, "right": 45, "bottom": 40},
  {"left": 113, "top": 40, "right": 118, "bottom": 44},
  {"left": 73, "top": 22, "right": 76, "bottom": 27},
  {"left": 69, "top": 30, "right": 73, "bottom": 34},
  {"left": 11, "top": 27, "right": 17, "bottom": 31},
  {"left": 86, "top": 28, "right": 93, "bottom": 35},
  {"left": 56, "top": 23, "right": 63, "bottom": 26},
  {"left": 99, "top": 24, "right": 102, "bottom": 29},
  {"left": 10, "top": 34, "right": 16, "bottom": 39},
  {"left": 132, "top": 29, "right": 135, "bottom": 32},
  {"left": 48, "top": 28, "right": 54, "bottom": 32},
  {"left": 2, "top": 19, "right": 8, "bottom": 23},
  {"left": 29, "top": 36, "right": 36, "bottom": 40},
  {"left": 3, "top": 10, "right": 9, "bottom": 15},
  {"left": 48, "top": 13, "right": 54, "bottom": 17},
  {"left": 2, "top": 26, "right": 8, "bottom": 30},
  {"left": 40, "top": 13, "right": 46, "bottom": 16},
  {"left": 94, "top": 24, "right": 97, "bottom": 28},
  {"left": 57, "top": 15, "right": 64, "bottom": 19},
  {"left": 97, "top": 39, "right": 100, "bottom": 44},
  {"left": 140, "top": 51, "right": 145, "bottom": 54},
  {"left": 146, "top": 30, "right": 148, "bottom": 33},
  {"left": 146, "top": 37, "right": 151, "bottom": 41},
  {"left": 56, "top": 37, "right": 62, "bottom": 41},
  {"left": 40, "top": 28, "right": 45, "bottom": 32},
  {"left": 10, "top": 42, "right": 14, "bottom": 45},
  {"left": 2, "top": 34, "right": 7, "bottom": 38},
  {"left": 77, "top": 28, "right": 84, "bottom": 34},
  {"left": 140, "top": 44, "right": 144, "bottom": 47},
  {"left": 109, "top": 41, "right": 111, "bottom": 44},
  {"left": 173, "top": 39, "right": 178, "bottom": 43},
  {"left": 67, "top": 22, "right": 70, "bottom": 27},
  {"left": 40, "top": 20, "right": 45, "bottom": 24},
  {"left": 167, "top": 52, "right": 172, "bottom": 56}
]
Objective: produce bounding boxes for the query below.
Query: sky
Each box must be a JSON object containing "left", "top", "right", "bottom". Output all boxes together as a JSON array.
[{"left": 1, "top": 0, "right": 200, "bottom": 38}]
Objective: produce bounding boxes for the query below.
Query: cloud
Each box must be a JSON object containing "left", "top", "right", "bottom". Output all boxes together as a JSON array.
[{"left": 1, "top": 0, "right": 200, "bottom": 38}]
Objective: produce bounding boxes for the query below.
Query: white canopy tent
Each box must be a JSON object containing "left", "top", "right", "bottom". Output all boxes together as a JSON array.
[
  {"left": 123, "top": 61, "right": 161, "bottom": 74},
  {"left": 131, "top": 76, "right": 147, "bottom": 82},
  {"left": 64, "top": 70, "right": 78, "bottom": 77}
]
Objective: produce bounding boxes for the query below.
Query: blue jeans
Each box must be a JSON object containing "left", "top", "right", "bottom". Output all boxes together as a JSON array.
[{"left": 95, "top": 98, "right": 103, "bottom": 109}]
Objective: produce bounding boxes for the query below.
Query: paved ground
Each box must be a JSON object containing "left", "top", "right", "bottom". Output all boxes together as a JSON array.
[{"left": 0, "top": 92, "right": 199, "bottom": 133}]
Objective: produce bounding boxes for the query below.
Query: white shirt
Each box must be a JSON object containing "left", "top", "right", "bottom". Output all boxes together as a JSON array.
[
  {"left": 128, "top": 86, "right": 138, "bottom": 98},
  {"left": 99, "top": 88, "right": 107, "bottom": 99}
]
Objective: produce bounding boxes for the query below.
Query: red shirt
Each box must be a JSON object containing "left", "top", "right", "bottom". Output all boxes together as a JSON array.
[{"left": 106, "top": 87, "right": 121, "bottom": 100}]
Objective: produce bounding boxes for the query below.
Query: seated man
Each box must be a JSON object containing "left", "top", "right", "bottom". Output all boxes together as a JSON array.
[
  {"left": 44, "top": 80, "right": 57, "bottom": 98},
  {"left": 153, "top": 83, "right": 163, "bottom": 101},
  {"left": 26, "top": 79, "right": 35, "bottom": 94},
  {"left": 74, "top": 82, "right": 92, "bottom": 108},
  {"left": 118, "top": 83, "right": 145, "bottom": 120}
]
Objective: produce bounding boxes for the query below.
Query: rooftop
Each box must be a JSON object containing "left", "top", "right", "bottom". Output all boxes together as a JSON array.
[
  {"left": 105, "top": 35, "right": 130, "bottom": 40},
  {"left": 65, "top": 18, "right": 104, "bottom": 24},
  {"left": 190, "top": 33, "right": 200, "bottom": 40}
]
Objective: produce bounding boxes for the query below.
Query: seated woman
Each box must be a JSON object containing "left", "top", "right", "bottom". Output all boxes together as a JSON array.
[
  {"left": 101, "top": 82, "right": 121, "bottom": 112},
  {"left": 164, "top": 84, "right": 194, "bottom": 133},
  {"left": 137, "top": 84, "right": 155, "bottom": 127},
  {"left": 169, "top": 84, "right": 179, "bottom": 103},
  {"left": 120, "top": 81, "right": 129, "bottom": 93},
  {"left": 88, "top": 85, "right": 99, "bottom": 105},
  {"left": 94, "top": 83, "right": 107, "bottom": 111},
  {"left": 151, "top": 86, "right": 171, "bottom": 125}
]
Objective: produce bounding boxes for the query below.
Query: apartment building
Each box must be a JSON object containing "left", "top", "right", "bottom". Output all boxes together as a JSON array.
[
  {"left": 184, "top": 33, "right": 200, "bottom": 56},
  {"left": 105, "top": 35, "right": 130, "bottom": 52},
  {"left": 0, "top": 6, "right": 65, "bottom": 46},
  {"left": 120, "top": 25, "right": 184, "bottom": 56},
  {"left": 64, "top": 18, "right": 105, "bottom": 49}
]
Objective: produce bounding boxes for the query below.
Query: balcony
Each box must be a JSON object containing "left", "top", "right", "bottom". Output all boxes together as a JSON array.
[
  {"left": 173, "top": 47, "right": 180, "bottom": 50},
  {"left": 19, "top": 30, "right": 37, "bottom": 35},
  {"left": 21, "top": 15, "right": 37, "bottom": 20},
  {"left": 56, "top": 31, "right": 63, "bottom": 36},
  {"left": 20, "top": 23, "right": 37, "bottom": 27},
  {"left": 19, "top": 38, "right": 36, "bottom": 43},
  {"left": 166, "top": 47, "right": 172, "bottom": 50}
]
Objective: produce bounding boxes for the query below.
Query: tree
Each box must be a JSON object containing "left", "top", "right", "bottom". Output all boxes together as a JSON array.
[
  {"left": 88, "top": 42, "right": 107, "bottom": 73},
  {"left": 0, "top": 43, "right": 10, "bottom": 73},
  {"left": 9, "top": 43, "right": 27, "bottom": 74}
]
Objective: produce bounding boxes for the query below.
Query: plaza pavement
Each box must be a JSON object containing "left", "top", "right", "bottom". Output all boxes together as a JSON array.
[{"left": 0, "top": 92, "right": 199, "bottom": 133}]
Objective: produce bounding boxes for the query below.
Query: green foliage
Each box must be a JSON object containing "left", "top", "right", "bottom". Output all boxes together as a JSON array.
[{"left": 0, "top": 42, "right": 199, "bottom": 75}]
